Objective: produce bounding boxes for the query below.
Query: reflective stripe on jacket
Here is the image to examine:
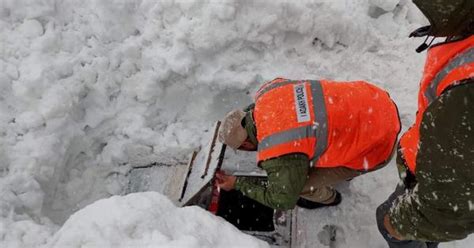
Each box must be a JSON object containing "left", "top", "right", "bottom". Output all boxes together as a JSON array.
[
  {"left": 399, "top": 35, "right": 474, "bottom": 174},
  {"left": 253, "top": 78, "right": 400, "bottom": 170}
]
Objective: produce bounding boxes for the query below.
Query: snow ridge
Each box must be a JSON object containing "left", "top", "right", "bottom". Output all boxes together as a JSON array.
[{"left": 1, "top": 0, "right": 471, "bottom": 247}]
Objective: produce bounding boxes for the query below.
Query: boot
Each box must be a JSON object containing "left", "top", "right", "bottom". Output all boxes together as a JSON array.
[{"left": 296, "top": 191, "right": 342, "bottom": 209}]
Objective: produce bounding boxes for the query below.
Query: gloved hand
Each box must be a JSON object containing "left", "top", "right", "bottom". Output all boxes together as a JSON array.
[{"left": 215, "top": 170, "right": 237, "bottom": 191}]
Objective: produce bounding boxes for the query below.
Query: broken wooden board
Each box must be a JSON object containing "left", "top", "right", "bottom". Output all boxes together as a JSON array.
[
  {"left": 179, "top": 121, "right": 226, "bottom": 206},
  {"left": 126, "top": 121, "right": 225, "bottom": 207}
]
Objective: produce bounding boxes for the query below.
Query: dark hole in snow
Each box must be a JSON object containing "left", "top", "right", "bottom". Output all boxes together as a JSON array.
[{"left": 216, "top": 189, "right": 275, "bottom": 231}]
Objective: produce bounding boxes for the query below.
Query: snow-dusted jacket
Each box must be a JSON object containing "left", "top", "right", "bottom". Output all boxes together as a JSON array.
[
  {"left": 399, "top": 35, "right": 474, "bottom": 174},
  {"left": 234, "top": 79, "right": 401, "bottom": 210},
  {"left": 254, "top": 78, "right": 400, "bottom": 170},
  {"left": 389, "top": 35, "right": 474, "bottom": 242}
]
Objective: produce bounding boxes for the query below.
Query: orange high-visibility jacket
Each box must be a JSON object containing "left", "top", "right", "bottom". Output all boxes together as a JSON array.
[
  {"left": 399, "top": 35, "right": 474, "bottom": 174},
  {"left": 253, "top": 78, "right": 400, "bottom": 170}
]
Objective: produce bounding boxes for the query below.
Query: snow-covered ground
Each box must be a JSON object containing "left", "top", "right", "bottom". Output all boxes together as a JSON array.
[{"left": 0, "top": 0, "right": 472, "bottom": 247}]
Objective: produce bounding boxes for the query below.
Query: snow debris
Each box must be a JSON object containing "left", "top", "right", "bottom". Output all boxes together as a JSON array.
[
  {"left": 363, "top": 157, "right": 369, "bottom": 171},
  {"left": 369, "top": 0, "right": 399, "bottom": 12},
  {"left": 47, "top": 192, "right": 268, "bottom": 248},
  {"left": 0, "top": 0, "right": 472, "bottom": 247}
]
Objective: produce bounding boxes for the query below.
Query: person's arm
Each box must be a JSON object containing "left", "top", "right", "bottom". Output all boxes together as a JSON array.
[
  {"left": 234, "top": 154, "right": 309, "bottom": 210},
  {"left": 388, "top": 83, "right": 474, "bottom": 241}
]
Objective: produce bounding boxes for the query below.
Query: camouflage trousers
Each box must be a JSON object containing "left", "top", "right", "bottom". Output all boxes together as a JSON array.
[
  {"left": 300, "top": 147, "right": 397, "bottom": 204},
  {"left": 376, "top": 185, "right": 439, "bottom": 248},
  {"left": 299, "top": 165, "right": 363, "bottom": 203}
]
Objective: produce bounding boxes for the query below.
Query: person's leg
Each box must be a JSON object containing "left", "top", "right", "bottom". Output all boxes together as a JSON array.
[
  {"left": 299, "top": 166, "right": 362, "bottom": 203},
  {"left": 300, "top": 147, "right": 396, "bottom": 204},
  {"left": 376, "top": 185, "right": 440, "bottom": 248}
]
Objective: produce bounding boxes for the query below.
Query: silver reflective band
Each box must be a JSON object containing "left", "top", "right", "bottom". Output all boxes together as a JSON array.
[
  {"left": 258, "top": 125, "right": 314, "bottom": 149},
  {"left": 310, "top": 81, "right": 328, "bottom": 161},
  {"left": 257, "top": 80, "right": 328, "bottom": 162},
  {"left": 425, "top": 47, "right": 474, "bottom": 103}
]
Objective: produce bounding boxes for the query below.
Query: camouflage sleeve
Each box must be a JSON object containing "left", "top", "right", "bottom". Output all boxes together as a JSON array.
[
  {"left": 389, "top": 83, "right": 474, "bottom": 242},
  {"left": 234, "top": 154, "right": 309, "bottom": 210}
]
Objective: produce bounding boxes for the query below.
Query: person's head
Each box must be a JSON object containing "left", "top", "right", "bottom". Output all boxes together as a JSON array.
[
  {"left": 411, "top": 0, "right": 474, "bottom": 38},
  {"left": 218, "top": 109, "right": 257, "bottom": 151}
]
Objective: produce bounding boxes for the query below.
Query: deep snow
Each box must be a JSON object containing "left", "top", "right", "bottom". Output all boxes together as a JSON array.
[
  {"left": 0, "top": 0, "right": 472, "bottom": 247},
  {"left": 47, "top": 192, "right": 268, "bottom": 248}
]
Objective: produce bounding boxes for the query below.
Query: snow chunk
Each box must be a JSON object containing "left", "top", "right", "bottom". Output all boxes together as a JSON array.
[
  {"left": 369, "top": 0, "right": 399, "bottom": 12},
  {"left": 0, "top": 0, "right": 55, "bottom": 21},
  {"left": 48, "top": 192, "right": 268, "bottom": 248},
  {"left": 16, "top": 111, "right": 45, "bottom": 130},
  {"left": 17, "top": 19, "right": 43, "bottom": 38},
  {"left": 0, "top": 216, "right": 56, "bottom": 248}
]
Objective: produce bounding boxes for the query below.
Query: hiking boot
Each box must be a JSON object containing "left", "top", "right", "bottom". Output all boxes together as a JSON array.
[{"left": 296, "top": 191, "right": 342, "bottom": 209}]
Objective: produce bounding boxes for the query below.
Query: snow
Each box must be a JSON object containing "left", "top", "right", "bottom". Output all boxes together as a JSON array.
[
  {"left": 0, "top": 0, "right": 472, "bottom": 247},
  {"left": 369, "top": 0, "right": 399, "bottom": 12},
  {"left": 47, "top": 192, "right": 268, "bottom": 248}
]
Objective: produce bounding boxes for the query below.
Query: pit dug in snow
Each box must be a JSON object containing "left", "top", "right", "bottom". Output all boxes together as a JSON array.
[{"left": 126, "top": 121, "right": 296, "bottom": 247}]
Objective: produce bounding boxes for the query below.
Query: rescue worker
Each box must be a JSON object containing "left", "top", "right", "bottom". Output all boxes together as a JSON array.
[
  {"left": 216, "top": 78, "right": 401, "bottom": 210},
  {"left": 376, "top": 0, "right": 474, "bottom": 247}
]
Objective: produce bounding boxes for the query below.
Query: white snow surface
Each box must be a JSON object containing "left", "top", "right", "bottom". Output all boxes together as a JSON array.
[
  {"left": 0, "top": 0, "right": 472, "bottom": 247},
  {"left": 47, "top": 192, "right": 268, "bottom": 248}
]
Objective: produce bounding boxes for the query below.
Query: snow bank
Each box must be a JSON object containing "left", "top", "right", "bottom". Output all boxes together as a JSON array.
[
  {"left": 0, "top": 0, "right": 472, "bottom": 247},
  {"left": 47, "top": 192, "right": 268, "bottom": 248}
]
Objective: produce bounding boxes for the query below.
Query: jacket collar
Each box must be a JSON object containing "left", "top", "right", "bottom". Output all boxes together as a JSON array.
[{"left": 244, "top": 110, "right": 258, "bottom": 146}]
